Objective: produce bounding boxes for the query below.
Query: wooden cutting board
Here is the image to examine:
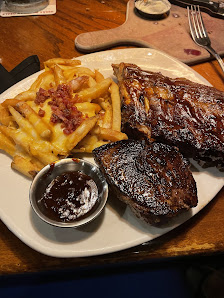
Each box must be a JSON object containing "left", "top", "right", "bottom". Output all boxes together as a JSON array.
[{"left": 75, "top": 0, "right": 224, "bottom": 65}]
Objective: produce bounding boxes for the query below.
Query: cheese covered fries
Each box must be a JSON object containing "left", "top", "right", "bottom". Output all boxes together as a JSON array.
[{"left": 0, "top": 58, "right": 127, "bottom": 178}]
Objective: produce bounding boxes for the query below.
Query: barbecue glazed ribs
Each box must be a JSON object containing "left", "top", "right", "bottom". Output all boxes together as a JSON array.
[
  {"left": 93, "top": 139, "right": 198, "bottom": 225},
  {"left": 113, "top": 63, "right": 224, "bottom": 168}
]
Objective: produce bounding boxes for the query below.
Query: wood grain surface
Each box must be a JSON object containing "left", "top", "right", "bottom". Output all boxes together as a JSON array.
[
  {"left": 0, "top": 0, "right": 224, "bottom": 275},
  {"left": 75, "top": 0, "right": 224, "bottom": 65}
]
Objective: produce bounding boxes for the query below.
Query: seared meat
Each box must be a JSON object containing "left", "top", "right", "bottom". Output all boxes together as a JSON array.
[
  {"left": 93, "top": 139, "right": 198, "bottom": 225},
  {"left": 113, "top": 63, "right": 224, "bottom": 168}
]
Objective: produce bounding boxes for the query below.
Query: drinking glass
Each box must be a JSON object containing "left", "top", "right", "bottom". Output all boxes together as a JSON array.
[{"left": 5, "top": 0, "right": 49, "bottom": 13}]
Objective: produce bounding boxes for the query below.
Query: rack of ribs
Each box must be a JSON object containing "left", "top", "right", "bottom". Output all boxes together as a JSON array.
[{"left": 112, "top": 63, "right": 224, "bottom": 168}]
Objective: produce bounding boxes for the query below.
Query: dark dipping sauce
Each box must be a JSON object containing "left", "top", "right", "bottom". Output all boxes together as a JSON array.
[{"left": 37, "top": 171, "right": 99, "bottom": 223}]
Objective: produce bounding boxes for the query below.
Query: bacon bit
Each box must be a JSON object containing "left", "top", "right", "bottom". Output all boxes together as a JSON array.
[
  {"left": 35, "top": 84, "right": 84, "bottom": 134},
  {"left": 35, "top": 88, "right": 50, "bottom": 104},
  {"left": 38, "top": 108, "right": 45, "bottom": 117}
]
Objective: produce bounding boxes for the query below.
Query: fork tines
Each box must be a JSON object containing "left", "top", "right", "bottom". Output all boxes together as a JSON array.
[
  {"left": 187, "top": 5, "right": 207, "bottom": 41},
  {"left": 187, "top": 5, "right": 224, "bottom": 73}
]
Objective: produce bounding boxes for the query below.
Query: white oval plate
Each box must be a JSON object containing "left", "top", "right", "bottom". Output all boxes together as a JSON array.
[{"left": 0, "top": 48, "right": 223, "bottom": 258}]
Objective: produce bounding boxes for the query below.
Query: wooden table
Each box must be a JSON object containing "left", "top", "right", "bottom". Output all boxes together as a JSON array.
[{"left": 0, "top": 0, "right": 224, "bottom": 276}]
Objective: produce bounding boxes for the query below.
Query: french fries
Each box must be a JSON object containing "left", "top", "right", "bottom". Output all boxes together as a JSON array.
[
  {"left": 0, "top": 104, "right": 14, "bottom": 126},
  {"left": 11, "top": 155, "right": 43, "bottom": 179},
  {"left": 0, "top": 58, "right": 127, "bottom": 178},
  {"left": 52, "top": 64, "right": 66, "bottom": 86},
  {"left": 44, "top": 58, "right": 81, "bottom": 69},
  {"left": 76, "top": 78, "right": 112, "bottom": 102},
  {"left": 95, "top": 69, "right": 105, "bottom": 83},
  {"left": 66, "top": 115, "right": 99, "bottom": 151},
  {"left": 15, "top": 90, "right": 37, "bottom": 101},
  {"left": 0, "top": 131, "right": 16, "bottom": 156},
  {"left": 15, "top": 101, "right": 52, "bottom": 139},
  {"left": 110, "top": 81, "right": 121, "bottom": 131}
]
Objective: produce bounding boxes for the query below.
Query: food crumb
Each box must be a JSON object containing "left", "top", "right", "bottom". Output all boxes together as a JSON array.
[{"left": 172, "top": 13, "right": 180, "bottom": 18}]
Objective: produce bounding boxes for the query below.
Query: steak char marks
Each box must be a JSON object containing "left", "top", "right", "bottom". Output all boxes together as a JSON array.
[
  {"left": 93, "top": 139, "right": 198, "bottom": 225},
  {"left": 113, "top": 63, "right": 224, "bottom": 168}
]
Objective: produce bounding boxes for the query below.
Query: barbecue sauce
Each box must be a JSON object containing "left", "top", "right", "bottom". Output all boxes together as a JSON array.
[
  {"left": 37, "top": 171, "right": 99, "bottom": 222},
  {"left": 184, "top": 49, "right": 201, "bottom": 56}
]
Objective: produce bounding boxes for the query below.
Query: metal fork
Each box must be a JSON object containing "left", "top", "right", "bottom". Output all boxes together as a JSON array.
[{"left": 187, "top": 5, "right": 224, "bottom": 73}]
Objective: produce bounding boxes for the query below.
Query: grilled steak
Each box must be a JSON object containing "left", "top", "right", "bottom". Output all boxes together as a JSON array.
[
  {"left": 112, "top": 63, "right": 224, "bottom": 168},
  {"left": 93, "top": 139, "right": 198, "bottom": 225}
]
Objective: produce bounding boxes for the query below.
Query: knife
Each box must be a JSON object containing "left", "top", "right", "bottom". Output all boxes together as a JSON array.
[{"left": 170, "top": 0, "right": 224, "bottom": 18}]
